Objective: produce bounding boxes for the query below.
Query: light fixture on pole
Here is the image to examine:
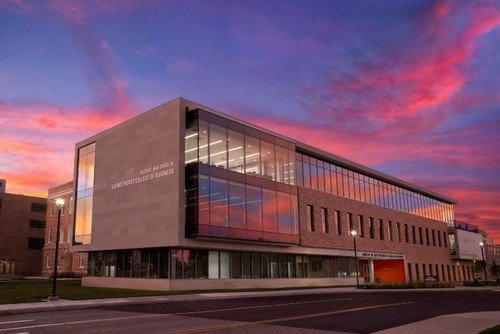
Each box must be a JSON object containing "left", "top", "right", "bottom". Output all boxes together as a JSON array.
[
  {"left": 351, "top": 230, "right": 360, "bottom": 289},
  {"left": 479, "top": 242, "right": 488, "bottom": 285},
  {"left": 48, "top": 198, "right": 65, "bottom": 301}
]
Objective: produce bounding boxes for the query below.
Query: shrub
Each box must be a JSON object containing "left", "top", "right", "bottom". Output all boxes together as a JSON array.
[
  {"left": 361, "top": 282, "right": 453, "bottom": 289},
  {"left": 48, "top": 272, "right": 84, "bottom": 279}
]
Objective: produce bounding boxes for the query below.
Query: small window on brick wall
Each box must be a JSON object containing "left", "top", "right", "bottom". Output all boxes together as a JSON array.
[
  {"left": 306, "top": 205, "right": 314, "bottom": 232},
  {"left": 28, "top": 237, "right": 45, "bottom": 249}
]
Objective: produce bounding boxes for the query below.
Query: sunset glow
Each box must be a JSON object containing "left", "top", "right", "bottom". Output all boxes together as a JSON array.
[{"left": 0, "top": 0, "right": 498, "bottom": 242}]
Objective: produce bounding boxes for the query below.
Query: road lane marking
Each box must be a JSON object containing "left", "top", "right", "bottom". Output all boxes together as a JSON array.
[
  {"left": 175, "top": 298, "right": 352, "bottom": 315},
  {"left": 168, "top": 301, "right": 417, "bottom": 334},
  {"left": 0, "top": 314, "right": 169, "bottom": 332},
  {"left": 0, "top": 320, "right": 33, "bottom": 325}
]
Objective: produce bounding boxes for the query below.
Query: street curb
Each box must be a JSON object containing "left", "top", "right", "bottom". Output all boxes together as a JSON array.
[{"left": 0, "top": 286, "right": 497, "bottom": 316}]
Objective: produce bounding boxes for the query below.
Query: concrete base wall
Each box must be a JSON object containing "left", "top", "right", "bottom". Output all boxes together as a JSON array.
[{"left": 82, "top": 276, "right": 356, "bottom": 291}]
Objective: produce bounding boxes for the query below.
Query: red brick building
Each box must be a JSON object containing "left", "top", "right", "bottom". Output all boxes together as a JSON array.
[
  {"left": 42, "top": 181, "right": 87, "bottom": 277},
  {"left": 0, "top": 180, "right": 47, "bottom": 276}
]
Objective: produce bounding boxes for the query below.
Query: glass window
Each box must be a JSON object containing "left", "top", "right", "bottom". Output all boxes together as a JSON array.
[
  {"left": 287, "top": 149, "right": 295, "bottom": 185},
  {"left": 242, "top": 252, "right": 252, "bottom": 278},
  {"left": 278, "top": 192, "right": 292, "bottom": 234},
  {"left": 291, "top": 194, "right": 299, "bottom": 235},
  {"left": 324, "top": 166, "right": 332, "bottom": 194},
  {"left": 209, "top": 123, "right": 227, "bottom": 169},
  {"left": 331, "top": 165, "right": 338, "bottom": 195},
  {"left": 228, "top": 181, "right": 245, "bottom": 230},
  {"left": 228, "top": 130, "right": 244, "bottom": 173},
  {"left": 74, "top": 142, "right": 95, "bottom": 245},
  {"left": 261, "top": 141, "right": 275, "bottom": 181},
  {"left": 307, "top": 205, "right": 314, "bottom": 232},
  {"left": 303, "top": 162, "right": 311, "bottom": 188},
  {"left": 230, "top": 252, "right": 241, "bottom": 278},
  {"left": 262, "top": 189, "right": 277, "bottom": 232},
  {"left": 220, "top": 251, "right": 230, "bottom": 278},
  {"left": 379, "top": 219, "right": 384, "bottom": 240},
  {"left": 185, "top": 120, "right": 198, "bottom": 164},
  {"left": 335, "top": 210, "right": 342, "bottom": 235},
  {"left": 270, "top": 254, "right": 279, "bottom": 278},
  {"left": 321, "top": 208, "right": 328, "bottom": 233},
  {"left": 295, "top": 255, "right": 303, "bottom": 278},
  {"left": 198, "top": 119, "right": 209, "bottom": 164},
  {"left": 261, "top": 253, "right": 270, "bottom": 278},
  {"left": 317, "top": 166, "right": 325, "bottom": 192},
  {"left": 199, "top": 175, "right": 210, "bottom": 228},
  {"left": 209, "top": 177, "right": 228, "bottom": 227},
  {"left": 252, "top": 253, "right": 261, "bottom": 278},
  {"left": 246, "top": 185, "right": 262, "bottom": 231},
  {"left": 245, "top": 135, "right": 260, "bottom": 176},
  {"left": 196, "top": 250, "right": 208, "bottom": 279},
  {"left": 296, "top": 159, "right": 304, "bottom": 187},
  {"left": 310, "top": 160, "right": 318, "bottom": 190},
  {"left": 279, "top": 254, "right": 288, "bottom": 278},
  {"left": 275, "top": 145, "right": 288, "bottom": 184}
]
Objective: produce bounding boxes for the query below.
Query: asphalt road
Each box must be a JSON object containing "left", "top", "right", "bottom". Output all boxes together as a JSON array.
[{"left": 0, "top": 290, "right": 499, "bottom": 334}]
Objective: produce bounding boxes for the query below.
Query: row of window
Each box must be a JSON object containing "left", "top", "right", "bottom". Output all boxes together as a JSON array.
[
  {"left": 296, "top": 153, "right": 454, "bottom": 223},
  {"left": 29, "top": 220, "right": 46, "bottom": 229},
  {"left": 27, "top": 237, "right": 44, "bottom": 249},
  {"left": 30, "top": 202, "right": 47, "bottom": 213},
  {"left": 49, "top": 197, "right": 73, "bottom": 216},
  {"left": 305, "top": 206, "right": 448, "bottom": 248},
  {"left": 46, "top": 227, "right": 71, "bottom": 244},
  {"left": 407, "top": 262, "right": 474, "bottom": 282},
  {"left": 185, "top": 119, "right": 296, "bottom": 185},
  {"left": 88, "top": 249, "right": 359, "bottom": 280},
  {"left": 45, "top": 252, "right": 86, "bottom": 269},
  {"left": 186, "top": 174, "right": 299, "bottom": 243}
]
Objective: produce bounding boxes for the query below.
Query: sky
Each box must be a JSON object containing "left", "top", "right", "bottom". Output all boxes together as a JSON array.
[{"left": 0, "top": 0, "right": 499, "bottom": 243}]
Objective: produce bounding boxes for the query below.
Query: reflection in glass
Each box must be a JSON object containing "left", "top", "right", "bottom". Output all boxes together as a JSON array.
[
  {"left": 246, "top": 185, "right": 262, "bottom": 231},
  {"left": 209, "top": 123, "right": 227, "bottom": 169},
  {"left": 262, "top": 189, "right": 277, "bottom": 232},
  {"left": 261, "top": 141, "right": 275, "bottom": 181},
  {"left": 209, "top": 177, "right": 228, "bottom": 227},
  {"left": 245, "top": 135, "right": 260, "bottom": 176},
  {"left": 198, "top": 120, "right": 209, "bottom": 164},
  {"left": 228, "top": 181, "right": 245, "bottom": 229},
  {"left": 275, "top": 145, "right": 288, "bottom": 184},
  {"left": 228, "top": 130, "right": 244, "bottom": 173}
]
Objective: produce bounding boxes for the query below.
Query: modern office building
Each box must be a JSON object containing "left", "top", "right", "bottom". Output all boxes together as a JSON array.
[
  {"left": 42, "top": 181, "right": 88, "bottom": 277},
  {"left": 0, "top": 180, "right": 47, "bottom": 276},
  {"left": 71, "top": 98, "right": 460, "bottom": 291}
]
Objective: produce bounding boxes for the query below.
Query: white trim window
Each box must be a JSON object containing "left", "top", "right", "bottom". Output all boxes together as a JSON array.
[{"left": 79, "top": 253, "right": 85, "bottom": 268}]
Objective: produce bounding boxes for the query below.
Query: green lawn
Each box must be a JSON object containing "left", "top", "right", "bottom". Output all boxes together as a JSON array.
[
  {"left": 480, "top": 324, "right": 500, "bottom": 334},
  {"left": 0, "top": 279, "right": 355, "bottom": 305},
  {"left": 0, "top": 279, "right": 176, "bottom": 304}
]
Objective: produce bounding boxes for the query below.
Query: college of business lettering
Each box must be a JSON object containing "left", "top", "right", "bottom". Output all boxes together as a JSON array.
[
  {"left": 360, "top": 252, "right": 404, "bottom": 259},
  {"left": 111, "top": 161, "right": 175, "bottom": 190}
]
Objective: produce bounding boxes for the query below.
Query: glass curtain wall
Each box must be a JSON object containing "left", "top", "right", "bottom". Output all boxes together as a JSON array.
[
  {"left": 185, "top": 118, "right": 295, "bottom": 185},
  {"left": 191, "top": 174, "right": 299, "bottom": 243},
  {"left": 74, "top": 143, "right": 95, "bottom": 244},
  {"left": 89, "top": 249, "right": 358, "bottom": 280},
  {"left": 295, "top": 153, "right": 454, "bottom": 223}
]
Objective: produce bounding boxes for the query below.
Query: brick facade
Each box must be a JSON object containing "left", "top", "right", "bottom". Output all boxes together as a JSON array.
[
  {"left": 0, "top": 192, "right": 47, "bottom": 276},
  {"left": 41, "top": 181, "right": 88, "bottom": 277},
  {"left": 298, "top": 187, "right": 472, "bottom": 282}
]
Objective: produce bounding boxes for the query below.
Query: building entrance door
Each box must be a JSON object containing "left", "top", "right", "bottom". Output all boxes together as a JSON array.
[{"left": 360, "top": 260, "right": 371, "bottom": 283}]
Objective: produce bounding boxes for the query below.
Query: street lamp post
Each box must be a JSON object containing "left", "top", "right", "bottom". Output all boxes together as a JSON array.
[
  {"left": 48, "top": 198, "right": 65, "bottom": 301},
  {"left": 479, "top": 242, "right": 488, "bottom": 285},
  {"left": 351, "top": 230, "right": 360, "bottom": 289}
]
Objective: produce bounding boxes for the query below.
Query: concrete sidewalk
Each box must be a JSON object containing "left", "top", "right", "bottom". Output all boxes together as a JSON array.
[{"left": 373, "top": 311, "right": 500, "bottom": 334}]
